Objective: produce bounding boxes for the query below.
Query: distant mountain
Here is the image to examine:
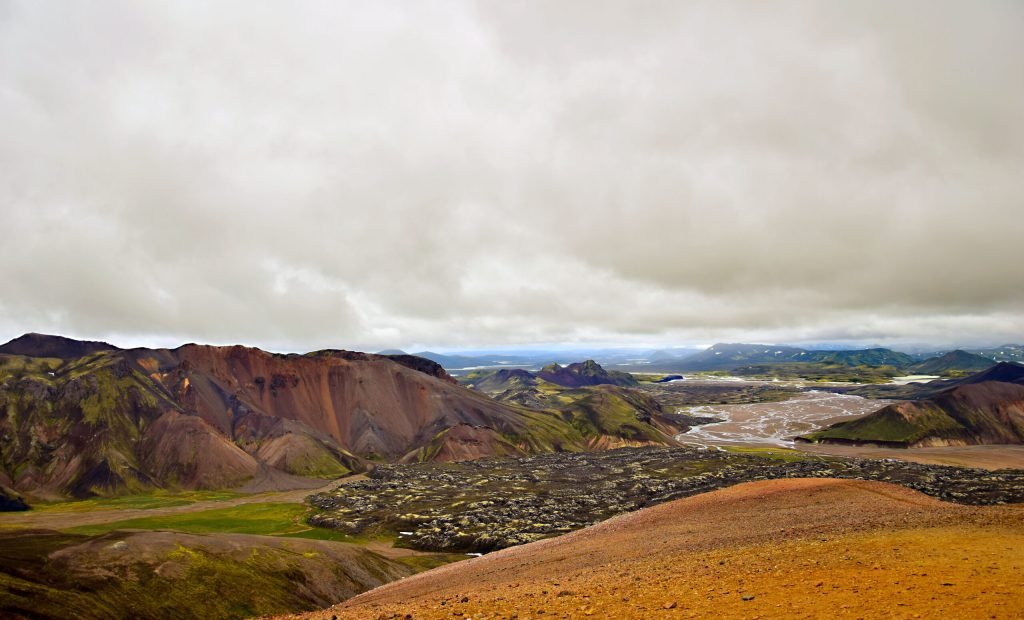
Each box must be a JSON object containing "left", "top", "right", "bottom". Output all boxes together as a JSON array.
[
  {"left": 468, "top": 360, "right": 637, "bottom": 392},
  {"left": 909, "top": 350, "right": 996, "bottom": 375},
  {"left": 658, "top": 343, "right": 806, "bottom": 371},
  {"left": 658, "top": 343, "right": 913, "bottom": 372},
  {"left": 967, "top": 344, "right": 1024, "bottom": 363},
  {"left": 537, "top": 360, "right": 638, "bottom": 388},
  {"left": 800, "top": 362, "right": 1024, "bottom": 447},
  {"left": 0, "top": 335, "right": 685, "bottom": 500},
  {"left": 810, "top": 348, "right": 915, "bottom": 367},
  {"left": 413, "top": 351, "right": 528, "bottom": 370},
  {"left": 469, "top": 368, "right": 537, "bottom": 394},
  {"left": 0, "top": 333, "right": 117, "bottom": 359},
  {"left": 375, "top": 348, "right": 408, "bottom": 356},
  {"left": 645, "top": 348, "right": 699, "bottom": 362}
]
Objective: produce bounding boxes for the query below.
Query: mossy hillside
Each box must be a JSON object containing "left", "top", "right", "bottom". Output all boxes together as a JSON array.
[
  {"left": 555, "top": 387, "right": 679, "bottom": 443},
  {"left": 2, "top": 349, "right": 356, "bottom": 499},
  {"left": 506, "top": 407, "right": 592, "bottom": 452},
  {"left": 720, "top": 446, "right": 817, "bottom": 462},
  {"left": 47, "top": 499, "right": 468, "bottom": 579},
  {"left": 804, "top": 403, "right": 966, "bottom": 444},
  {"left": 0, "top": 354, "right": 63, "bottom": 383},
  {"left": 284, "top": 450, "right": 351, "bottom": 478},
  {"left": 0, "top": 353, "right": 180, "bottom": 497},
  {"left": 31, "top": 489, "right": 242, "bottom": 514},
  {"left": 65, "top": 502, "right": 312, "bottom": 537},
  {"left": 264, "top": 437, "right": 353, "bottom": 478},
  {"left": 412, "top": 426, "right": 527, "bottom": 463},
  {"left": 442, "top": 380, "right": 689, "bottom": 453},
  {"left": 0, "top": 528, "right": 412, "bottom": 620}
]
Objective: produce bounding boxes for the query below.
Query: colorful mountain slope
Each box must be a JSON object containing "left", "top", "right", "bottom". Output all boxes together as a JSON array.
[
  {"left": 801, "top": 363, "right": 1024, "bottom": 447},
  {"left": 0, "top": 335, "right": 683, "bottom": 500}
]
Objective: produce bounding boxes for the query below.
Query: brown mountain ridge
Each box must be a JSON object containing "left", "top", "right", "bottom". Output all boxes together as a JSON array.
[{"left": 0, "top": 334, "right": 686, "bottom": 500}]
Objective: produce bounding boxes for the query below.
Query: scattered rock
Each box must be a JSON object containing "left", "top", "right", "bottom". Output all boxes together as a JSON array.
[{"left": 308, "top": 446, "right": 1024, "bottom": 553}]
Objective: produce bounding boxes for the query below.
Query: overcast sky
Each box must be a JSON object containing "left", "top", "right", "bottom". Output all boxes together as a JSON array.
[{"left": 1, "top": 1, "right": 1022, "bottom": 352}]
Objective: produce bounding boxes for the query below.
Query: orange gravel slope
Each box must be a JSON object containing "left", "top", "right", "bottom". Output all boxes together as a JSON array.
[{"left": 286, "top": 478, "right": 1024, "bottom": 620}]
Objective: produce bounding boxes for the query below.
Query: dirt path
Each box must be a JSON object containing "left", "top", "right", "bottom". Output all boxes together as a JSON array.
[
  {"left": 0, "top": 476, "right": 363, "bottom": 531},
  {"left": 289, "top": 478, "right": 1024, "bottom": 620}
]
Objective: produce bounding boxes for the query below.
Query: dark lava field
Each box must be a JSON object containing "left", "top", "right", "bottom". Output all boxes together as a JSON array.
[{"left": 308, "top": 446, "right": 1024, "bottom": 553}]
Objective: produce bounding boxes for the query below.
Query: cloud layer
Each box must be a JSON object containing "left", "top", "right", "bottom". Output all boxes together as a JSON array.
[{"left": 1, "top": 1, "right": 1022, "bottom": 350}]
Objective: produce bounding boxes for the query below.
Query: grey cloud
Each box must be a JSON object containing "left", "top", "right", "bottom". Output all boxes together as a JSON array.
[{"left": 0, "top": 1, "right": 1021, "bottom": 351}]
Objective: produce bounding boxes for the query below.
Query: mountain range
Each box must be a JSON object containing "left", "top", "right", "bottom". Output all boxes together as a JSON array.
[
  {"left": 412, "top": 342, "right": 1024, "bottom": 375},
  {"left": 0, "top": 335, "right": 684, "bottom": 500},
  {"left": 653, "top": 343, "right": 917, "bottom": 372}
]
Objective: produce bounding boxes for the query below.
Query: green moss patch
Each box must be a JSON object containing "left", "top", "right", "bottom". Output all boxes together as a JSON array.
[{"left": 65, "top": 502, "right": 310, "bottom": 537}]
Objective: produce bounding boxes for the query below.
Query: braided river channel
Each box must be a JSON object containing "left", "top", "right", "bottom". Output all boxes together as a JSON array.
[{"left": 675, "top": 390, "right": 891, "bottom": 448}]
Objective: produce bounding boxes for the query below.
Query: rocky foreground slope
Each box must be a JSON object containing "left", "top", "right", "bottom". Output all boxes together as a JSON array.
[
  {"left": 291, "top": 478, "right": 1024, "bottom": 620},
  {"left": 0, "top": 334, "right": 690, "bottom": 500}
]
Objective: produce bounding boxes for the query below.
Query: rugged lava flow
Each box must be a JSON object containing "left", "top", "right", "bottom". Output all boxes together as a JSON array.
[
  {"left": 290, "top": 478, "right": 1024, "bottom": 620},
  {"left": 306, "top": 447, "right": 1024, "bottom": 554}
]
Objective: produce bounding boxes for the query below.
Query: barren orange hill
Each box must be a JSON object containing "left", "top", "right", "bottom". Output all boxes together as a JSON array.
[{"left": 290, "top": 478, "right": 1024, "bottom": 620}]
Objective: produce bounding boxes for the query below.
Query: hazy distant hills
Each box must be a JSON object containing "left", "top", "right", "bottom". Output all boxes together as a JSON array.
[
  {"left": 652, "top": 343, "right": 915, "bottom": 372},
  {"left": 964, "top": 345, "right": 1024, "bottom": 363},
  {"left": 908, "top": 350, "right": 996, "bottom": 375},
  {"left": 801, "top": 362, "right": 1024, "bottom": 447},
  {"left": 405, "top": 348, "right": 700, "bottom": 372},
  {"left": 0, "top": 335, "right": 689, "bottom": 500},
  {"left": 403, "top": 342, "right": 1024, "bottom": 376}
]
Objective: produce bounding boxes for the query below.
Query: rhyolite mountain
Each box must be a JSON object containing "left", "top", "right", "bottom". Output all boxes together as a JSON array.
[
  {"left": 0, "top": 335, "right": 683, "bottom": 500},
  {"left": 800, "top": 362, "right": 1024, "bottom": 447},
  {"left": 658, "top": 343, "right": 915, "bottom": 372},
  {"left": 908, "top": 350, "right": 997, "bottom": 375}
]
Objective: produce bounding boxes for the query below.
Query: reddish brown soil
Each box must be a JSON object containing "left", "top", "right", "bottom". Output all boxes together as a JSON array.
[{"left": 287, "top": 478, "right": 1024, "bottom": 620}]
